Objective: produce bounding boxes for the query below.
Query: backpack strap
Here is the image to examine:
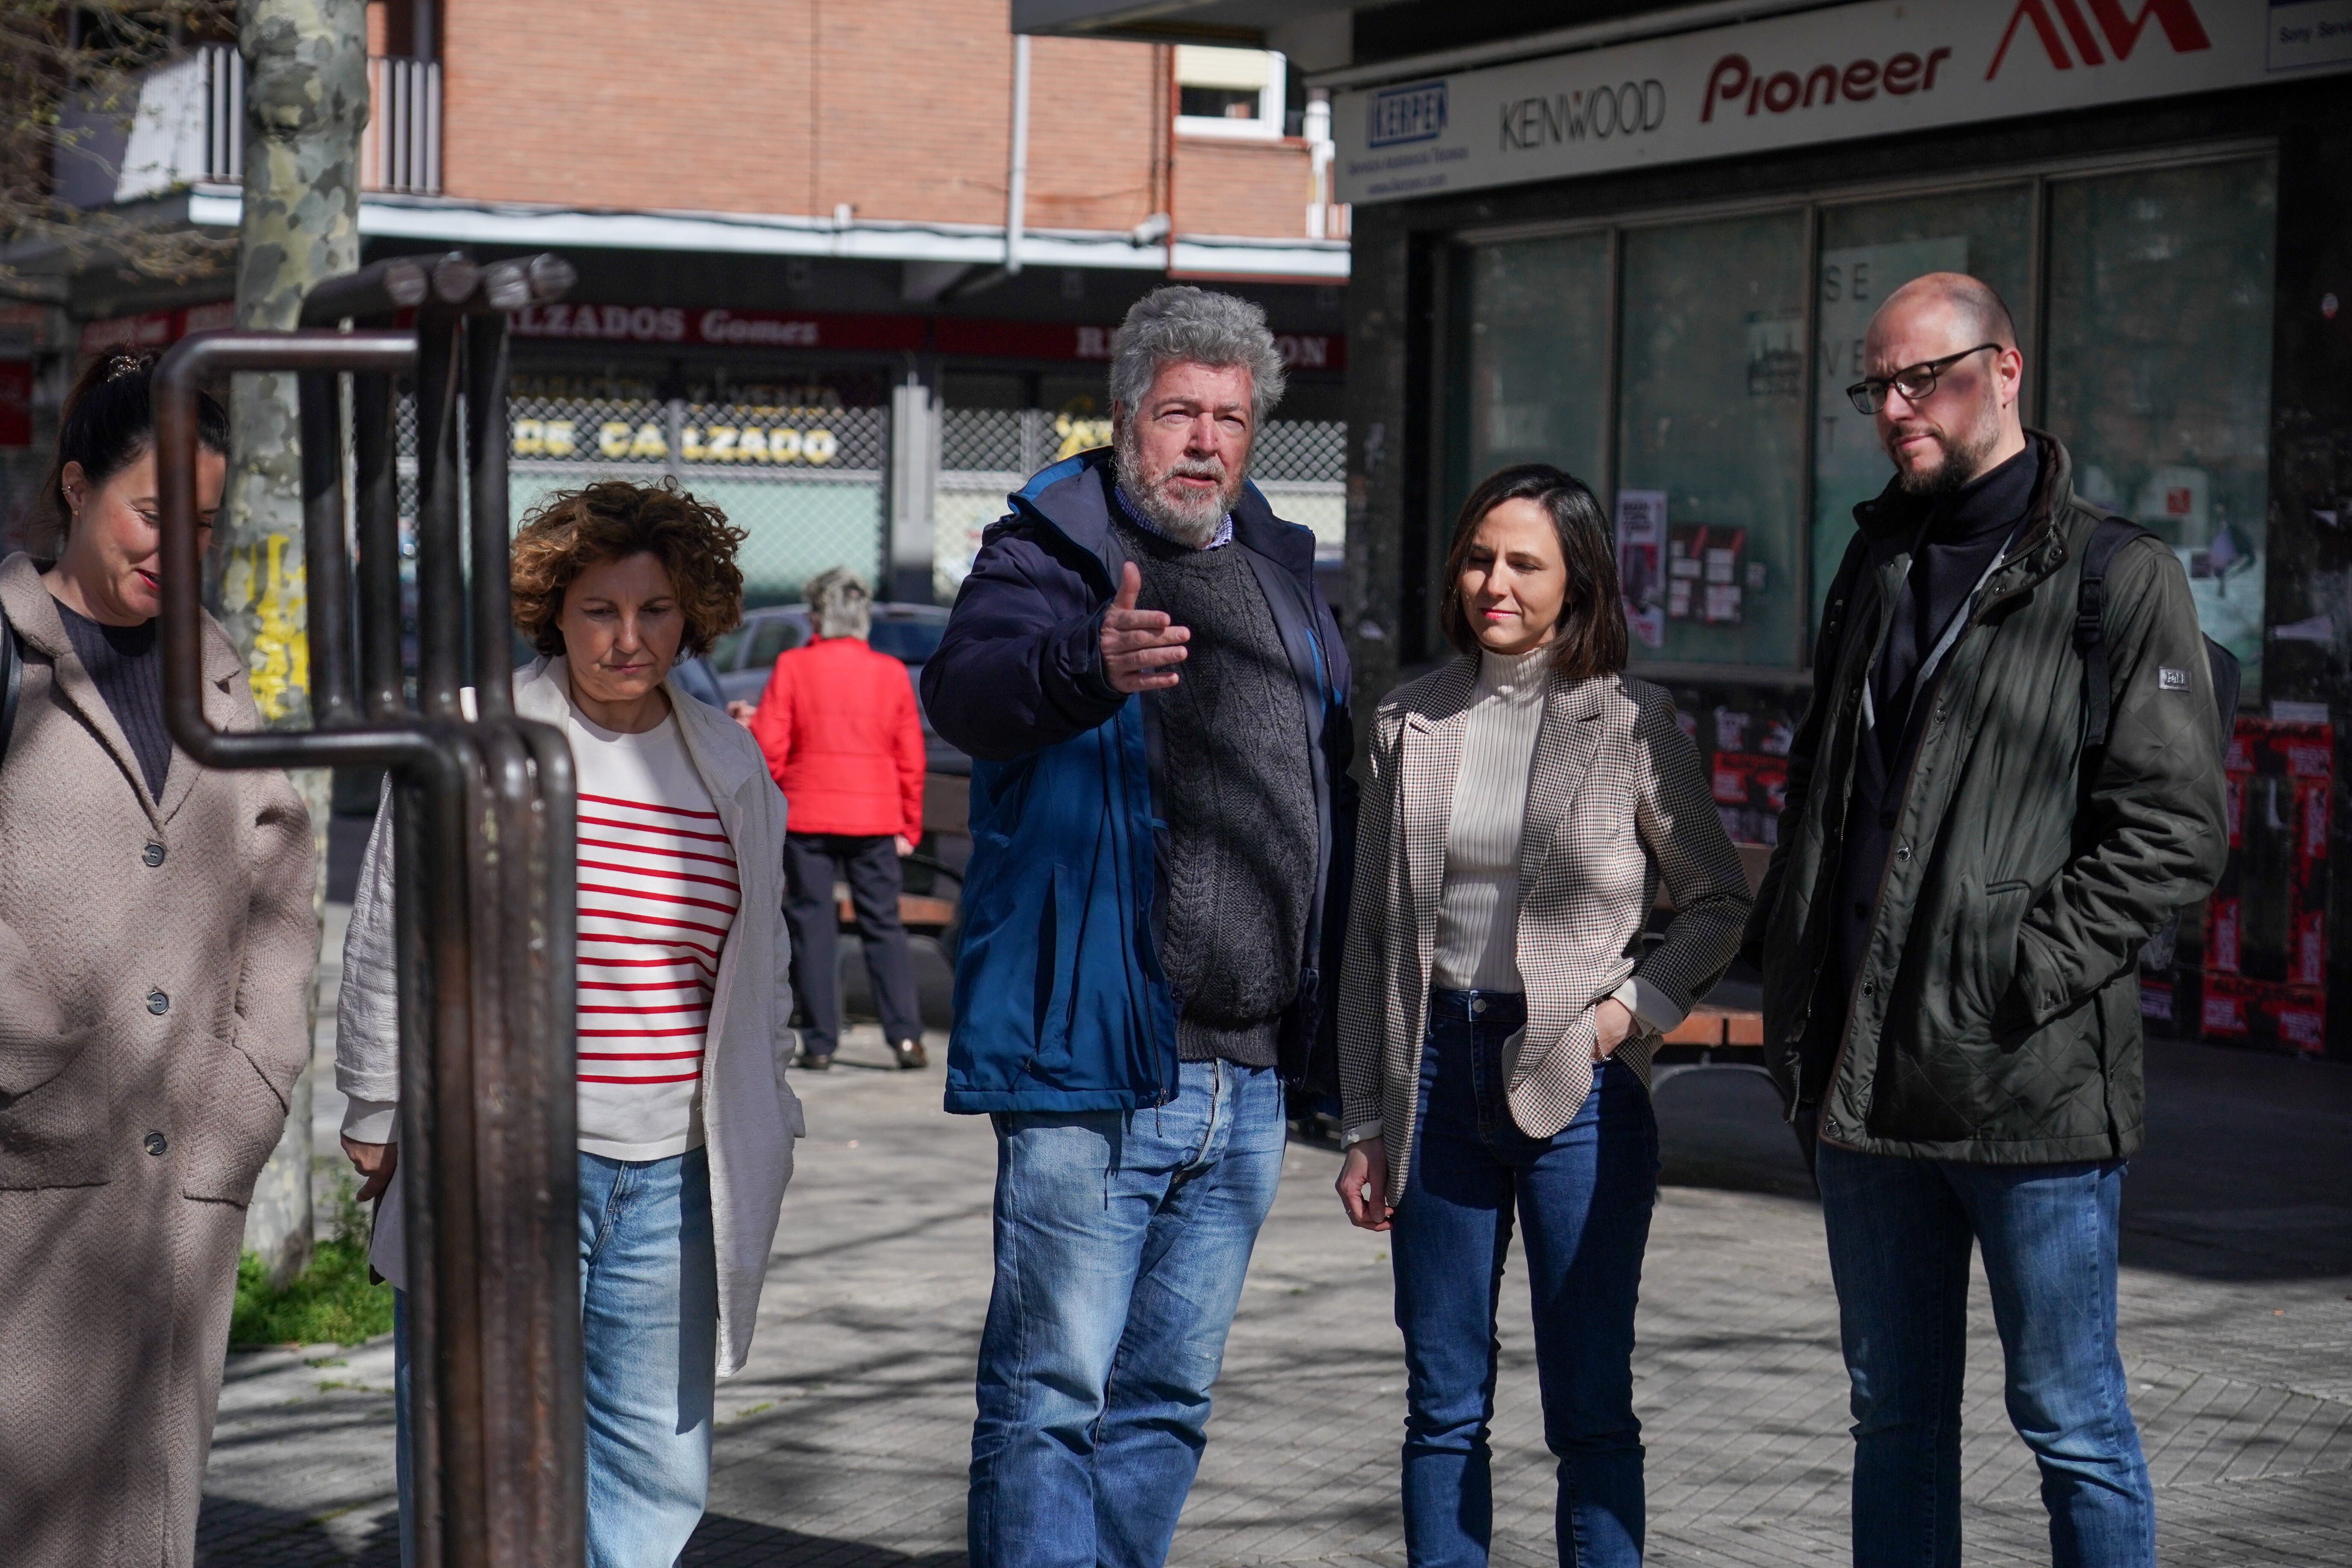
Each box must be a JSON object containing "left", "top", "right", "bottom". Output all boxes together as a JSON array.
[{"left": 2076, "top": 515, "right": 2156, "bottom": 752}]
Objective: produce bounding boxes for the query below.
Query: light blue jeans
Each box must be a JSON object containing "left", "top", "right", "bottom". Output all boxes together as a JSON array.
[
  {"left": 395, "top": 1146, "right": 718, "bottom": 1568},
  {"left": 967, "top": 1057, "right": 1288, "bottom": 1568},
  {"left": 1815, "top": 1145, "right": 2152, "bottom": 1568}
]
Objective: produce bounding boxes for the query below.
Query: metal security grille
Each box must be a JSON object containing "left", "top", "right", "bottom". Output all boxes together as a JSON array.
[
  {"left": 399, "top": 395, "right": 889, "bottom": 606},
  {"left": 934, "top": 413, "right": 1344, "bottom": 598},
  {"left": 1248, "top": 418, "right": 1346, "bottom": 570}
]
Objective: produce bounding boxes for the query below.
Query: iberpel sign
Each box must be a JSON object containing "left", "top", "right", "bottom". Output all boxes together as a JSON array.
[{"left": 1334, "top": 0, "right": 2351, "bottom": 205}]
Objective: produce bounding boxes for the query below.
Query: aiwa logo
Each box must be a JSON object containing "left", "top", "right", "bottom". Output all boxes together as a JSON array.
[{"left": 1987, "top": 0, "right": 2212, "bottom": 76}]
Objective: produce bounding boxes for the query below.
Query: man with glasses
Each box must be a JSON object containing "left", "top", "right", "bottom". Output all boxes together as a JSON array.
[{"left": 1746, "top": 272, "right": 2227, "bottom": 1568}]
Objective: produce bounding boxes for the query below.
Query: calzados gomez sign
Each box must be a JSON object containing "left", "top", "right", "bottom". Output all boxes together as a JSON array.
[{"left": 1335, "top": 0, "right": 2349, "bottom": 205}]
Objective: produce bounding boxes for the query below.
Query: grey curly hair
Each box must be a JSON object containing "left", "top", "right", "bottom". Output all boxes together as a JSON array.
[
  {"left": 804, "top": 565, "right": 872, "bottom": 640},
  {"left": 1108, "top": 286, "right": 1287, "bottom": 425}
]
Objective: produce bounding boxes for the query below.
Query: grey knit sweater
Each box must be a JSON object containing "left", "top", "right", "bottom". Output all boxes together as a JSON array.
[{"left": 1114, "top": 514, "right": 1317, "bottom": 1066}]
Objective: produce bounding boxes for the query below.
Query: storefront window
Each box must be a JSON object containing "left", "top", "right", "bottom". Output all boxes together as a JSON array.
[
  {"left": 1811, "top": 186, "right": 2035, "bottom": 629},
  {"left": 1438, "top": 156, "right": 2277, "bottom": 685},
  {"left": 2045, "top": 157, "right": 2276, "bottom": 700},
  {"left": 1616, "top": 210, "right": 1808, "bottom": 668},
  {"left": 1447, "top": 231, "right": 1613, "bottom": 517}
]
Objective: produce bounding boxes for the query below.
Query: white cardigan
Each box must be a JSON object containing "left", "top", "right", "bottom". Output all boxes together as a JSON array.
[{"left": 336, "top": 656, "right": 804, "bottom": 1378}]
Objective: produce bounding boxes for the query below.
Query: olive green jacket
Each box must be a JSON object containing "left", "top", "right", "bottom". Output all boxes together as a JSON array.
[{"left": 1746, "top": 435, "right": 2228, "bottom": 1163}]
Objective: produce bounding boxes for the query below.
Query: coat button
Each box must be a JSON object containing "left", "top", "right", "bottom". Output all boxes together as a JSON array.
[
  {"left": 144, "top": 1131, "right": 168, "bottom": 1156},
  {"left": 1861, "top": 981, "right": 1876, "bottom": 997},
  {"left": 1896, "top": 845, "right": 1912, "bottom": 862},
  {"left": 142, "top": 842, "right": 165, "bottom": 867},
  {"left": 146, "top": 989, "right": 169, "bottom": 1015}
]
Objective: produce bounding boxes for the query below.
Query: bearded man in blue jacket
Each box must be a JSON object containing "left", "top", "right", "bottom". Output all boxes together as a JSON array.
[{"left": 922, "top": 285, "right": 1353, "bottom": 1568}]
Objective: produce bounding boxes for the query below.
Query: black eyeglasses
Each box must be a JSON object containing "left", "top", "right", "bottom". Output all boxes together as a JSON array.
[{"left": 1846, "top": 344, "right": 2002, "bottom": 416}]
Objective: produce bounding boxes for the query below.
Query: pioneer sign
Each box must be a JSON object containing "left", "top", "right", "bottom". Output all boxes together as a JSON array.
[{"left": 1334, "top": 0, "right": 2352, "bottom": 204}]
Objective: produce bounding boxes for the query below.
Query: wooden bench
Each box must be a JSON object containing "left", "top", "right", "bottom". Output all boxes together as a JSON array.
[{"left": 1649, "top": 843, "right": 1772, "bottom": 1087}]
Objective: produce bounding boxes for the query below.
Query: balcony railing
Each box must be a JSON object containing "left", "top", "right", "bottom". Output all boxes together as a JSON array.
[
  {"left": 57, "top": 44, "right": 441, "bottom": 206},
  {"left": 363, "top": 56, "right": 442, "bottom": 196}
]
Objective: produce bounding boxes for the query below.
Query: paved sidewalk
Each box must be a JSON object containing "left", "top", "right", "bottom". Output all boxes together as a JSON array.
[{"left": 203, "top": 1022, "right": 2352, "bottom": 1567}]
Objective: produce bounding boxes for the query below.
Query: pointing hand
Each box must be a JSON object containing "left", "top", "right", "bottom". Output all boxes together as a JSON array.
[{"left": 1099, "top": 561, "right": 1188, "bottom": 695}]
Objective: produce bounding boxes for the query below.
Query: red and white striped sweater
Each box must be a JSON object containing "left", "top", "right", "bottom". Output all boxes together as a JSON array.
[{"left": 570, "top": 706, "right": 741, "bottom": 1159}]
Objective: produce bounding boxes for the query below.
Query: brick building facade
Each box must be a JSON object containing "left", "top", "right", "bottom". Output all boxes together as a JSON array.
[{"left": 7, "top": 0, "right": 1353, "bottom": 607}]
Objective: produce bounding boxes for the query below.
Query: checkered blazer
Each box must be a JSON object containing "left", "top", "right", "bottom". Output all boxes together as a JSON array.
[{"left": 1337, "top": 659, "right": 1752, "bottom": 1199}]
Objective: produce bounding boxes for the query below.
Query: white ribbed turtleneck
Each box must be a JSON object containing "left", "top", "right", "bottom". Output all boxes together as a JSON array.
[
  {"left": 1424, "top": 646, "right": 1684, "bottom": 1037},
  {"left": 1431, "top": 645, "right": 1550, "bottom": 992}
]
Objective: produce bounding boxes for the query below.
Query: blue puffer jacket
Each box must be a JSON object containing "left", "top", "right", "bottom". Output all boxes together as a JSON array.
[{"left": 922, "top": 449, "right": 1354, "bottom": 1114}]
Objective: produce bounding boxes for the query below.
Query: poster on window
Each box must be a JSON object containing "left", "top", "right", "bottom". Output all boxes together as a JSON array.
[
  {"left": 1615, "top": 489, "right": 1667, "bottom": 649},
  {"left": 1667, "top": 524, "right": 1748, "bottom": 624}
]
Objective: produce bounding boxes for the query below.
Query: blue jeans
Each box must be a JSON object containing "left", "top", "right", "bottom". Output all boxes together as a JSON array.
[
  {"left": 395, "top": 1147, "right": 718, "bottom": 1568},
  {"left": 1814, "top": 1144, "right": 2152, "bottom": 1568},
  {"left": 1389, "top": 989, "right": 1659, "bottom": 1568},
  {"left": 967, "top": 1057, "right": 1287, "bottom": 1568}
]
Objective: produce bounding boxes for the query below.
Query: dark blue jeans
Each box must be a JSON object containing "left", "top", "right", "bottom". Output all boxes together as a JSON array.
[
  {"left": 1389, "top": 989, "right": 1660, "bottom": 1568},
  {"left": 1814, "top": 1144, "right": 2153, "bottom": 1568}
]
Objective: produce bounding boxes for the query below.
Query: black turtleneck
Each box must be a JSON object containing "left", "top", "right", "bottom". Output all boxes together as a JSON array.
[
  {"left": 1868, "top": 436, "right": 2041, "bottom": 751},
  {"left": 53, "top": 599, "right": 171, "bottom": 800},
  {"left": 1832, "top": 435, "right": 2042, "bottom": 1008}
]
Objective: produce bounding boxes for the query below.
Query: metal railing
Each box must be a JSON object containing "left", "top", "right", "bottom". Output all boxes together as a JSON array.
[
  {"left": 156, "top": 248, "right": 585, "bottom": 1567},
  {"left": 112, "top": 45, "right": 441, "bottom": 195},
  {"left": 200, "top": 44, "right": 243, "bottom": 185}
]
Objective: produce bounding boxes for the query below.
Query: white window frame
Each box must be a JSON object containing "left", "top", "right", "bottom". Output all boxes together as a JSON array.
[{"left": 1175, "top": 49, "right": 1287, "bottom": 142}]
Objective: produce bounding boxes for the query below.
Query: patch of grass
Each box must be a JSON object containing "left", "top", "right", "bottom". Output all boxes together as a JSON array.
[{"left": 230, "top": 1175, "right": 394, "bottom": 1349}]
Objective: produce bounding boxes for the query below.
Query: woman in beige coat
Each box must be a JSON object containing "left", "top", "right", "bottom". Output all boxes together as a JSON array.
[{"left": 0, "top": 354, "right": 318, "bottom": 1568}]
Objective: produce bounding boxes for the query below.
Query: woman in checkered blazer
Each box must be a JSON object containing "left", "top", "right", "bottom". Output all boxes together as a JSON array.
[{"left": 1334, "top": 464, "right": 1752, "bottom": 1567}]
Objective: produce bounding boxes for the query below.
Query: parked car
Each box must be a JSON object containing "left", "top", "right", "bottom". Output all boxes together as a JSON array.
[{"left": 706, "top": 600, "right": 967, "bottom": 775}]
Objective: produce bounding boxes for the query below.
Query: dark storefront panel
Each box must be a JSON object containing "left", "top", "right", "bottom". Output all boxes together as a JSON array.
[
  {"left": 1616, "top": 209, "right": 1810, "bottom": 671},
  {"left": 1446, "top": 231, "right": 1612, "bottom": 513},
  {"left": 2045, "top": 157, "right": 2277, "bottom": 698}
]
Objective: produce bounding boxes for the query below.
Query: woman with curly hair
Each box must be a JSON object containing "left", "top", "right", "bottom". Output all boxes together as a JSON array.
[{"left": 336, "top": 479, "right": 806, "bottom": 1566}]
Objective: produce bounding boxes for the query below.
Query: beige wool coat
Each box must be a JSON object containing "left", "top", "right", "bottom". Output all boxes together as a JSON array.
[
  {"left": 0, "top": 554, "right": 318, "bottom": 1568},
  {"left": 1337, "top": 661, "right": 1752, "bottom": 1202}
]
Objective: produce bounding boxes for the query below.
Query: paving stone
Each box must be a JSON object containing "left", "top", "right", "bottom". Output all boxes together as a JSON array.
[{"left": 201, "top": 1016, "right": 2352, "bottom": 1567}]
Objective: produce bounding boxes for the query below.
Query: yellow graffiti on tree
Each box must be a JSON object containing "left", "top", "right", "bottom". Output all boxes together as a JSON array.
[{"left": 230, "top": 534, "right": 310, "bottom": 721}]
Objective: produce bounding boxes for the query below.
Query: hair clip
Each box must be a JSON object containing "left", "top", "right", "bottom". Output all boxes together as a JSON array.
[{"left": 105, "top": 352, "right": 148, "bottom": 382}]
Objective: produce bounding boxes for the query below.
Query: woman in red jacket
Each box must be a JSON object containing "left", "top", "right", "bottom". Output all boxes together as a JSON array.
[{"left": 750, "top": 567, "right": 930, "bottom": 1070}]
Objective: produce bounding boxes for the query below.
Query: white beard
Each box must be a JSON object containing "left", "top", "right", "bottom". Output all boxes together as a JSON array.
[{"left": 1117, "top": 430, "right": 1244, "bottom": 546}]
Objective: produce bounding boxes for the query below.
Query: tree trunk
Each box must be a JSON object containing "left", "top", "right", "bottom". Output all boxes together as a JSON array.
[{"left": 221, "top": 0, "right": 368, "bottom": 1290}]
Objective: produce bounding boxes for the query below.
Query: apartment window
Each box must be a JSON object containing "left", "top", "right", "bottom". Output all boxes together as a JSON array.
[
  {"left": 1442, "top": 150, "right": 2278, "bottom": 691},
  {"left": 1175, "top": 46, "right": 1286, "bottom": 140}
]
